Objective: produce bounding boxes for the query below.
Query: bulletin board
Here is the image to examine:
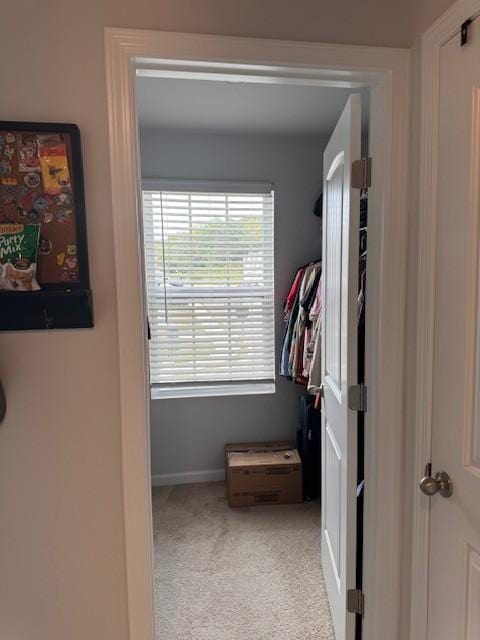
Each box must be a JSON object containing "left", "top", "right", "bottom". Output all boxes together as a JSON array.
[
  {"left": 0, "top": 121, "right": 92, "bottom": 330},
  {"left": 0, "top": 122, "right": 89, "bottom": 289}
]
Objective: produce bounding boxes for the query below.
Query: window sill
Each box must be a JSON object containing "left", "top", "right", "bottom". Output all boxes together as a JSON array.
[{"left": 150, "top": 381, "right": 276, "bottom": 400}]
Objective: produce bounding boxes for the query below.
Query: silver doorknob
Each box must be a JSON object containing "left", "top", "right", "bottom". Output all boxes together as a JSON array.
[{"left": 419, "top": 464, "right": 453, "bottom": 498}]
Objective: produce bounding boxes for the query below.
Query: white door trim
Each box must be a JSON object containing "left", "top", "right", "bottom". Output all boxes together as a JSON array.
[
  {"left": 104, "top": 28, "right": 410, "bottom": 640},
  {"left": 412, "top": 1, "right": 480, "bottom": 639}
]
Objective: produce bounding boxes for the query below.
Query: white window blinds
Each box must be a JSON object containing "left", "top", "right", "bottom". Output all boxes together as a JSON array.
[{"left": 142, "top": 181, "right": 275, "bottom": 398}]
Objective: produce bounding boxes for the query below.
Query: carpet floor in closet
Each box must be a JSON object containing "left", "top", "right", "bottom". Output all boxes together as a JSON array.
[{"left": 152, "top": 482, "right": 335, "bottom": 640}]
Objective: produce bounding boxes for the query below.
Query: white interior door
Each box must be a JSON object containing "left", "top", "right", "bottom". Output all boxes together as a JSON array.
[
  {"left": 321, "top": 94, "right": 362, "bottom": 640},
  {"left": 426, "top": 17, "right": 480, "bottom": 640}
]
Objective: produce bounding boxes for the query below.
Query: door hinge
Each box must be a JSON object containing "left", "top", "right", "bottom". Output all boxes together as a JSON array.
[
  {"left": 347, "top": 588, "right": 365, "bottom": 617},
  {"left": 348, "top": 384, "right": 367, "bottom": 412},
  {"left": 351, "top": 158, "right": 372, "bottom": 190}
]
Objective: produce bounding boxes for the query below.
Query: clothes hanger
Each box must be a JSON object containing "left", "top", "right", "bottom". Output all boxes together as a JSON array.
[{"left": 296, "top": 259, "right": 322, "bottom": 271}]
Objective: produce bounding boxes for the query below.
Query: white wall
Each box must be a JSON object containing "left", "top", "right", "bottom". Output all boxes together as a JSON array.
[
  {"left": 413, "top": 0, "right": 458, "bottom": 33},
  {"left": 139, "top": 128, "right": 326, "bottom": 478}
]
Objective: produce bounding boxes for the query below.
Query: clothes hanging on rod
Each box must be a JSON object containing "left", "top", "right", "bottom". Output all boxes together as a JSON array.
[
  {"left": 281, "top": 192, "right": 368, "bottom": 394},
  {"left": 280, "top": 265, "right": 307, "bottom": 377},
  {"left": 280, "top": 260, "right": 322, "bottom": 384},
  {"left": 306, "top": 273, "right": 323, "bottom": 394},
  {"left": 290, "top": 261, "right": 322, "bottom": 383}
]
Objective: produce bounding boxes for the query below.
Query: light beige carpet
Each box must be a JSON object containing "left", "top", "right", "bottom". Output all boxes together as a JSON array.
[{"left": 152, "top": 482, "right": 335, "bottom": 640}]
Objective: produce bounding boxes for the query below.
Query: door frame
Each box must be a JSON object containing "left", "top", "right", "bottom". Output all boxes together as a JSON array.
[
  {"left": 411, "top": 1, "right": 480, "bottom": 639},
  {"left": 104, "top": 28, "right": 410, "bottom": 640}
]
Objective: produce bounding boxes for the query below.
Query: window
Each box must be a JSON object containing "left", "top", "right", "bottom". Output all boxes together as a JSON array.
[{"left": 142, "top": 180, "right": 275, "bottom": 399}]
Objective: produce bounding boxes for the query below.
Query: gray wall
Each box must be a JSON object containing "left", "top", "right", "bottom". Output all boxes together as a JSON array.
[{"left": 139, "top": 128, "right": 326, "bottom": 476}]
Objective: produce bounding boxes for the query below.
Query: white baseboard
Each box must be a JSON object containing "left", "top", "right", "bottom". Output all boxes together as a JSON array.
[{"left": 151, "top": 468, "right": 225, "bottom": 487}]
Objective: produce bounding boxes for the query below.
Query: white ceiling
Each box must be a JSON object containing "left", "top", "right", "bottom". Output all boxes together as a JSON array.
[{"left": 136, "top": 76, "right": 368, "bottom": 136}]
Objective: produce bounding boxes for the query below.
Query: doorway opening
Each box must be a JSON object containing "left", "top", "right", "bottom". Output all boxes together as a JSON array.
[
  {"left": 105, "top": 29, "right": 409, "bottom": 640},
  {"left": 136, "top": 73, "right": 369, "bottom": 639}
]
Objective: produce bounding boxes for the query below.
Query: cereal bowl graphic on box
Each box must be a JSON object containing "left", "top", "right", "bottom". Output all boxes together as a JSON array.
[{"left": 0, "top": 223, "right": 41, "bottom": 291}]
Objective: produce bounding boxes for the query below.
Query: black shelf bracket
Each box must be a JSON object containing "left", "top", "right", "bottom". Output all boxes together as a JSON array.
[{"left": 0, "top": 289, "right": 93, "bottom": 331}]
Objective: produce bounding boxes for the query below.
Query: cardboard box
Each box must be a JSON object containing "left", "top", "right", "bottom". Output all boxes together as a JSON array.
[{"left": 225, "top": 441, "right": 303, "bottom": 507}]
